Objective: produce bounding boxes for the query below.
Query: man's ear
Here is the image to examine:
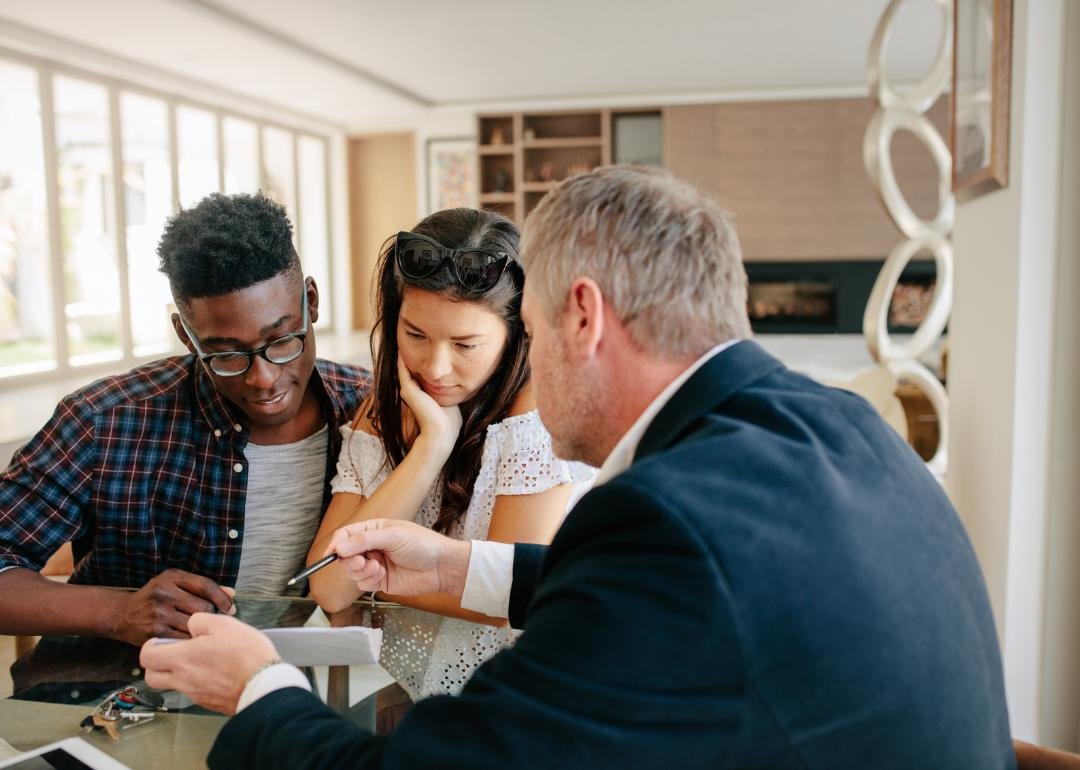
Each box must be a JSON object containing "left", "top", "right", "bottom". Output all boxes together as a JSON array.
[
  {"left": 562, "top": 277, "right": 605, "bottom": 359},
  {"left": 171, "top": 312, "right": 196, "bottom": 354},
  {"left": 305, "top": 276, "right": 320, "bottom": 326}
]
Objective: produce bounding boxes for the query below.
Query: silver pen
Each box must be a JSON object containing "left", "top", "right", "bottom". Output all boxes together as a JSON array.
[{"left": 286, "top": 553, "right": 339, "bottom": 586}]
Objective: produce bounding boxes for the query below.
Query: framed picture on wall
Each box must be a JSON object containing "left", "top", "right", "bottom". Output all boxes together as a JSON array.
[
  {"left": 426, "top": 137, "right": 477, "bottom": 215},
  {"left": 951, "top": 0, "right": 1013, "bottom": 202}
]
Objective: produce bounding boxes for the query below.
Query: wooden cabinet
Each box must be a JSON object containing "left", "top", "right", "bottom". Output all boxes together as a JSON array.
[
  {"left": 477, "top": 115, "right": 517, "bottom": 221},
  {"left": 522, "top": 111, "right": 610, "bottom": 222},
  {"left": 896, "top": 381, "right": 942, "bottom": 461},
  {"left": 478, "top": 110, "right": 615, "bottom": 224}
]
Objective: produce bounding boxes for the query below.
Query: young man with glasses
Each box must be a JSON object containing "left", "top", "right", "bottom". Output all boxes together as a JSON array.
[{"left": 0, "top": 192, "right": 370, "bottom": 647}]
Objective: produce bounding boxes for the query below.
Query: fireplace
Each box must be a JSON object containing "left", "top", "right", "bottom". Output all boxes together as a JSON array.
[{"left": 745, "top": 260, "right": 937, "bottom": 335}]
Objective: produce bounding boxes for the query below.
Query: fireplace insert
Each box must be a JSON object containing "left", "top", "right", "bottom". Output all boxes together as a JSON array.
[{"left": 745, "top": 260, "right": 937, "bottom": 335}]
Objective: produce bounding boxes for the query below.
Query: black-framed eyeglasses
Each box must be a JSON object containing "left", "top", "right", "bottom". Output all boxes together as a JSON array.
[
  {"left": 179, "top": 288, "right": 309, "bottom": 377},
  {"left": 395, "top": 231, "right": 513, "bottom": 292}
]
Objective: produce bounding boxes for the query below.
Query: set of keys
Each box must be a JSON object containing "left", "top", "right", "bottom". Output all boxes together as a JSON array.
[{"left": 80, "top": 685, "right": 167, "bottom": 741}]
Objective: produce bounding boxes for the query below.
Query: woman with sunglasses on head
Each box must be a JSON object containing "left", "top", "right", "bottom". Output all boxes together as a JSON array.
[{"left": 306, "top": 207, "right": 594, "bottom": 702}]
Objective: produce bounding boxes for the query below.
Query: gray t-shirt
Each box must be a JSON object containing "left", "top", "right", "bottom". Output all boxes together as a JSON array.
[{"left": 234, "top": 425, "right": 328, "bottom": 596}]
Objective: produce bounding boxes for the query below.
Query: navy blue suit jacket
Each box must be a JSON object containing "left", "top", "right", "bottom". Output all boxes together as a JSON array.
[{"left": 210, "top": 341, "right": 1014, "bottom": 769}]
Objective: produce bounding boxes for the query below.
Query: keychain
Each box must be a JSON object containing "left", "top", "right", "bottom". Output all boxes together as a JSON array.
[{"left": 80, "top": 685, "right": 167, "bottom": 741}]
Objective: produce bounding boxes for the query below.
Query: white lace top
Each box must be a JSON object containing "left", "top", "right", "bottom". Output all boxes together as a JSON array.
[{"left": 329, "top": 410, "right": 595, "bottom": 700}]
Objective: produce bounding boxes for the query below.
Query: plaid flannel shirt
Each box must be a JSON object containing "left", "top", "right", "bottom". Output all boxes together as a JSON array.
[{"left": 0, "top": 356, "right": 370, "bottom": 589}]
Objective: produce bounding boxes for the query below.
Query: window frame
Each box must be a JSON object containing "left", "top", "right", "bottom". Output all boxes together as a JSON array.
[{"left": 0, "top": 45, "right": 335, "bottom": 390}]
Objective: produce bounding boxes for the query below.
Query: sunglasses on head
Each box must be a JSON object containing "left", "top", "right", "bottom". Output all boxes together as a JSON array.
[{"left": 395, "top": 231, "right": 513, "bottom": 293}]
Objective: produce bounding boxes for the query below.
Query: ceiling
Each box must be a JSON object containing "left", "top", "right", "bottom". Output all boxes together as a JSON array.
[{"left": 0, "top": 0, "right": 947, "bottom": 132}]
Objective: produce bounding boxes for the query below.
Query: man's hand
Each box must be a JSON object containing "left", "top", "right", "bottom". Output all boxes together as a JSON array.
[
  {"left": 139, "top": 613, "right": 278, "bottom": 715},
  {"left": 326, "top": 519, "right": 472, "bottom": 599},
  {"left": 110, "top": 569, "right": 235, "bottom": 646}
]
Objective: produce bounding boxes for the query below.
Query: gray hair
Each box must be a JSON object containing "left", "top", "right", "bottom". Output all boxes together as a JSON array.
[{"left": 520, "top": 165, "right": 751, "bottom": 359}]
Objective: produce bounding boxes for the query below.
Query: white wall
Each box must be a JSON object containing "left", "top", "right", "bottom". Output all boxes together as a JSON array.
[
  {"left": 410, "top": 109, "right": 476, "bottom": 219},
  {"left": 948, "top": 0, "right": 1080, "bottom": 748},
  {"left": 1037, "top": 0, "right": 1080, "bottom": 749}
]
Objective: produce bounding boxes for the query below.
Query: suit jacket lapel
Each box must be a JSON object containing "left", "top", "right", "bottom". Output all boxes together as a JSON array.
[{"left": 635, "top": 340, "right": 784, "bottom": 462}]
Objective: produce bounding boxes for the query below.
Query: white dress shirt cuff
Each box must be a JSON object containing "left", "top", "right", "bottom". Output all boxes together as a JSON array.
[
  {"left": 460, "top": 540, "right": 514, "bottom": 618},
  {"left": 237, "top": 662, "right": 312, "bottom": 712}
]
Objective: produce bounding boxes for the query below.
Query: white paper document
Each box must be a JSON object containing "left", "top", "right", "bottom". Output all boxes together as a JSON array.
[{"left": 263, "top": 626, "right": 382, "bottom": 666}]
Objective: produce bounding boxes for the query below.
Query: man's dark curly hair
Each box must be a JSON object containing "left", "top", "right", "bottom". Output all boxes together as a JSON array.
[{"left": 158, "top": 192, "right": 300, "bottom": 304}]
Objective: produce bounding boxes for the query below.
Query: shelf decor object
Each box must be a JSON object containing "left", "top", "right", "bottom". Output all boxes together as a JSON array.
[
  {"left": 951, "top": 0, "right": 1012, "bottom": 202},
  {"left": 426, "top": 136, "right": 477, "bottom": 215},
  {"left": 864, "top": 0, "right": 956, "bottom": 478}
]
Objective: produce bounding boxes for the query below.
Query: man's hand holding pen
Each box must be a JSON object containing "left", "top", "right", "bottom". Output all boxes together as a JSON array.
[{"left": 322, "top": 519, "right": 472, "bottom": 600}]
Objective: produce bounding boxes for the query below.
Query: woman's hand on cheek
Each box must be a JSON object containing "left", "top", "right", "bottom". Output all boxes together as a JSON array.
[{"left": 397, "top": 355, "right": 463, "bottom": 457}]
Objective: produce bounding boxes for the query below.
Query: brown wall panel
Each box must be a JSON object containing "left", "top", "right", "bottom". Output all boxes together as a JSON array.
[
  {"left": 348, "top": 133, "right": 418, "bottom": 329},
  {"left": 664, "top": 97, "right": 949, "bottom": 261}
]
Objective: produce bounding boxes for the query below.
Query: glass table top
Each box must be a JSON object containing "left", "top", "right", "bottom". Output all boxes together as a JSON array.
[{"left": 1, "top": 593, "right": 413, "bottom": 769}]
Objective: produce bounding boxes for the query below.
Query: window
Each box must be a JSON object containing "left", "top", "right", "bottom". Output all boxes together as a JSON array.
[
  {"left": 262, "top": 126, "right": 297, "bottom": 238},
  {"left": 120, "top": 91, "right": 173, "bottom": 355},
  {"left": 0, "top": 60, "right": 52, "bottom": 376},
  {"left": 0, "top": 49, "right": 336, "bottom": 386},
  {"left": 177, "top": 106, "right": 219, "bottom": 209},
  {"left": 223, "top": 117, "right": 258, "bottom": 194},
  {"left": 298, "top": 135, "right": 330, "bottom": 328},
  {"left": 54, "top": 75, "right": 121, "bottom": 365}
]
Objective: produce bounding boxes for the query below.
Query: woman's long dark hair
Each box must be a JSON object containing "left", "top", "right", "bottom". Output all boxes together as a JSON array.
[{"left": 365, "top": 208, "right": 528, "bottom": 534}]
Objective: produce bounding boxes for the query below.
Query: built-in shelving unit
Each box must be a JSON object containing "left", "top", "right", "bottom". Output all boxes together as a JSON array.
[
  {"left": 519, "top": 110, "right": 608, "bottom": 221},
  {"left": 476, "top": 115, "right": 518, "bottom": 222},
  {"left": 477, "top": 107, "right": 660, "bottom": 223},
  {"left": 478, "top": 109, "right": 665, "bottom": 224}
]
